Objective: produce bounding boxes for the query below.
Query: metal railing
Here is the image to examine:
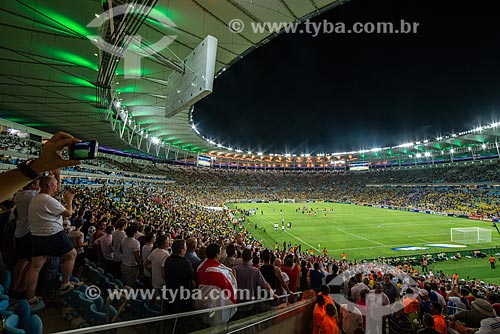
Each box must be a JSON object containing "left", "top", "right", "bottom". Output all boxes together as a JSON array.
[{"left": 53, "top": 291, "right": 308, "bottom": 334}]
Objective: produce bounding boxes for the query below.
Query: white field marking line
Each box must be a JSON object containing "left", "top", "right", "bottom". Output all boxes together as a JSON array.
[
  {"left": 256, "top": 215, "right": 320, "bottom": 251},
  {"left": 410, "top": 233, "right": 450, "bottom": 237},
  {"left": 336, "top": 229, "right": 386, "bottom": 246},
  {"left": 342, "top": 243, "right": 427, "bottom": 251},
  {"left": 407, "top": 236, "right": 430, "bottom": 243}
]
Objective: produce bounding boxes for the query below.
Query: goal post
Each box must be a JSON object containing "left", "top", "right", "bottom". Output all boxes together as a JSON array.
[{"left": 450, "top": 227, "right": 492, "bottom": 244}]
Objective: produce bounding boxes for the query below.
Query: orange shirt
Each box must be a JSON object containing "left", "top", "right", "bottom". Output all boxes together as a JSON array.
[
  {"left": 318, "top": 293, "right": 338, "bottom": 322},
  {"left": 312, "top": 304, "right": 326, "bottom": 334},
  {"left": 433, "top": 314, "right": 447, "bottom": 334},
  {"left": 321, "top": 315, "right": 339, "bottom": 334}
]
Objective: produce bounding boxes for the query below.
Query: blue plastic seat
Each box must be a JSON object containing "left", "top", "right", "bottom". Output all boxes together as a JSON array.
[
  {"left": 14, "top": 300, "right": 30, "bottom": 329},
  {"left": 25, "top": 314, "right": 43, "bottom": 334},
  {"left": 78, "top": 294, "right": 94, "bottom": 322},
  {"left": 130, "top": 298, "right": 145, "bottom": 318},
  {"left": 2, "top": 270, "right": 12, "bottom": 293},
  {"left": 4, "top": 314, "right": 25, "bottom": 334},
  {"left": 143, "top": 302, "right": 161, "bottom": 317},
  {"left": 89, "top": 303, "right": 117, "bottom": 325},
  {"left": 113, "top": 279, "right": 123, "bottom": 288}
]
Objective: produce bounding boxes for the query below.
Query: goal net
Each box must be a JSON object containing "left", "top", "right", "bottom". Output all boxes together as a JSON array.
[{"left": 450, "top": 227, "right": 492, "bottom": 244}]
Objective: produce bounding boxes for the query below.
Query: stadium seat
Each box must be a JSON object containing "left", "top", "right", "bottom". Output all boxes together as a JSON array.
[
  {"left": 4, "top": 314, "right": 25, "bottom": 334},
  {"left": 1, "top": 270, "right": 12, "bottom": 293},
  {"left": 25, "top": 314, "right": 43, "bottom": 334},
  {"left": 130, "top": 299, "right": 144, "bottom": 318},
  {"left": 14, "top": 300, "right": 30, "bottom": 329},
  {"left": 113, "top": 279, "right": 123, "bottom": 288},
  {"left": 89, "top": 302, "right": 117, "bottom": 325},
  {"left": 78, "top": 294, "right": 94, "bottom": 322},
  {"left": 143, "top": 302, "right": 161, "bottom": 317}
]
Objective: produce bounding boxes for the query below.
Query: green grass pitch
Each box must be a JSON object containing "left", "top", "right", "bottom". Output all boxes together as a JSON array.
[{"left": 228, "top": 202, "right": 500, "bottom": 261}]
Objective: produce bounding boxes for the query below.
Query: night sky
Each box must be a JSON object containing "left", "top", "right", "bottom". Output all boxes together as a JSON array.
[{"left": 194, "top": 0, "right": 500, "bottom": 154}]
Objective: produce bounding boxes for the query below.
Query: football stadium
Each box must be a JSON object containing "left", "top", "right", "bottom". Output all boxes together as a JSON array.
[{"left": 1, "top": 0, "right": 500, "bottom": 333}]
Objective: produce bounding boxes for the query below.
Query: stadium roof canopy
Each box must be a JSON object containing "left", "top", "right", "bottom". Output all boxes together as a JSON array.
[{"left": 0, "top": 0, "right": 343, "bottom": 159}]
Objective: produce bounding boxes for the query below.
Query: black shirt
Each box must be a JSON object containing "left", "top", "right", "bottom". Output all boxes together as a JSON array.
[{"left": 163, "top": 254, "right": 195, "bottom": 313}]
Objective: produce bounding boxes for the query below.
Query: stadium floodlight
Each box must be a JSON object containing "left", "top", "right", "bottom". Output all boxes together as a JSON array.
[
  {"left": 416, "top": 153, "right": 422, "bottom": 158},
  {"left": 450, "top": 149, "right": 455, "bottom": 153},
  {"left": 436, "top": 136, "right": 443, "bottom": 141},
  {"left": 492, "top": 122, "right": 500, "bottom": 128},
  {"left": 247, "top": 151, "right": 253, "bottom": 155},
  {"left": 399, "top": 143, "right": 414, "bottom": 148},
  {"left": 151, "top": 137, "right": 159, "bottom": 144},
  {"left": 482, "top": 144, "right": 487, "bottom": 149},
  {"left": 423, "top": 139, "right": 429, "bottom": 143},
  {"left": 468, "top": 147, "right": 472, "bottom": 151},
  {"left": 451, "top": 134, "right": 457, "bottom": 137},
  {"left": 216, "top": 144, "right": 222, "bottom": 148},
  {"left": 257, "top": 152, "right": 263, "bottom": 156},
  {"left": 424, "top": 152, "right": 431, "bottom": 157}
]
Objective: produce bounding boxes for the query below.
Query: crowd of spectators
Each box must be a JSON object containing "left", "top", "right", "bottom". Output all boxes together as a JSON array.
[{"left": 2, "top": 131, "right": 500, "bottom": 333}]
